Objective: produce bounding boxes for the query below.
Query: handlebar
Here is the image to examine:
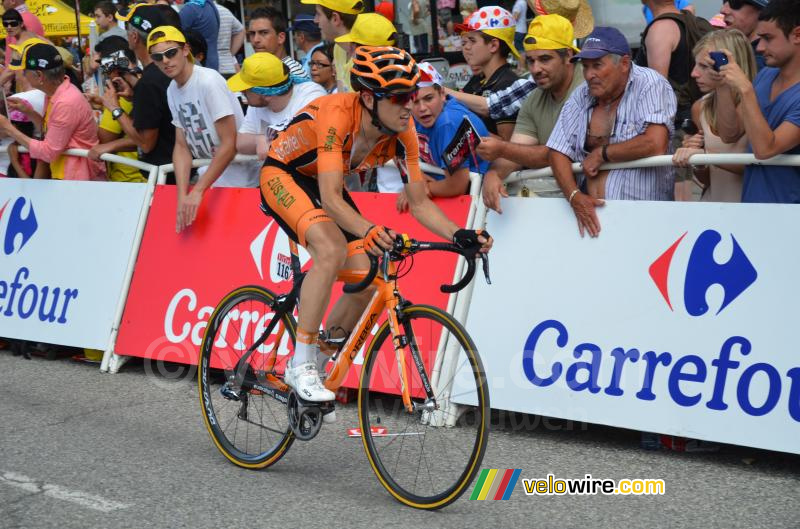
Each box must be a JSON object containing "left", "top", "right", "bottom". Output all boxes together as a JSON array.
[{"left": 342, "top": 235, "right": 491, "bottom": 294}]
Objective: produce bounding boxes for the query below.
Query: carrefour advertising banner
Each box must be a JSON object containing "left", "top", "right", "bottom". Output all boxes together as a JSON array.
[
  {"left": 0, "top": 179, "right": 147, "bottom": 349},
  {"left": 116, "top": 186, "right": 470, "bottom": 390},
  {"left": 462, "top": 198, "right": 799, "bottom": 454}
]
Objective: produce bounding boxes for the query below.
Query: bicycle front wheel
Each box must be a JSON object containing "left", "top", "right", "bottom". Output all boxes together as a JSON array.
[
  {"left": 198, "top": 285, "right": 296, "bottom": 469},
  {"left": 358, "top": 304, "right": 489, "bottom": 509}
]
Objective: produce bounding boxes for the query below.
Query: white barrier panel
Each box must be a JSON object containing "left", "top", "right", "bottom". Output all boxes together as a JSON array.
[
  {"left": 457, "top": 198, "right": 800, "bottom": 454},
  {"left": 0, "top": 179, "right": 148, "bottom": 349}
]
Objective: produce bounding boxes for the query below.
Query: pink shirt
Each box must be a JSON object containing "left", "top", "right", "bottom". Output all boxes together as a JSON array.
[{"left": 29, "top": 78, "right": 106, "bottom": 181}]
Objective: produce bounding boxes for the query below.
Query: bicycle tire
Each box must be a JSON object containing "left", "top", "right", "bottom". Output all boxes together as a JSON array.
[
  {"left": 198, "top": 285, "right": 296, "bottom": 469},
  {"left": 358, "top": 304, "right": 489, "bottom": 509}
]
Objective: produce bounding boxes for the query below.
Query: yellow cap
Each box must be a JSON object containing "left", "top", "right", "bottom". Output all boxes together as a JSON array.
[
  {"left": 147, "top": 25, "right": 194, "bottom": 63},
  {"left": 300, "top": 0, "right": 365, "bottom": 15},
  {"left": 523, "top": 14, "right": 580, "bottom": 53},
  {"left": 8, "top": 37, "right": 51, "bottom": 70},
  {"left": 334, "top": 13, "right": 396, "bottom": 46},
  {"left": 147, "top": 25, "right": 186, "bottom": 50},
  {"left": 227, "top": 53, "right": 289, "bottom": 92}
]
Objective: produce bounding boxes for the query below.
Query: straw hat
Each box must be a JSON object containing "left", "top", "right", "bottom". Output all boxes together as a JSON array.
[{"left": 529, "top": 0, "right": 593, "bottom": 39}]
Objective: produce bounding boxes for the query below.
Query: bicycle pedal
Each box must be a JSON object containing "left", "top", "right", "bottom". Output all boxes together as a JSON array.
[{"left": 219, "top": 384, "right": 241, "bottom": 401}]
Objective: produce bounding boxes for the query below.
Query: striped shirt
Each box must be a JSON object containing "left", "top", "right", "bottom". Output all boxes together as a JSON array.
[
  {"left": 547, "top": 63, "right": 677, "bottom": 200},
  {"left": 283, "top": 56, "right": 311, "bottom": 80}
]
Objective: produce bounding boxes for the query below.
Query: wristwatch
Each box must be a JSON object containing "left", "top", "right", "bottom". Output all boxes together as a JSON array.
[{"left": 111, "top": 107, "right": 125, "bottom": 120}]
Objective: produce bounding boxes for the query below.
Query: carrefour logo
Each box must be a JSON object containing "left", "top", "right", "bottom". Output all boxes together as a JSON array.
[
  {"left": 649, "top": 230, "right": 757, "bottom": 316},
  {"left": 0, "top": 197, "right": 38, "bottom": 255},
  {"left": 1, "top": 196, "right": 79, "bottom": 325}
]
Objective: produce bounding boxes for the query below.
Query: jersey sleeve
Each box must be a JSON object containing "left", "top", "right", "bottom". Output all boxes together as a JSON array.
[
  {"left": 396, "top": 120, "right": 423, "bottom": 184},
  {"left": 314, "top": 99, "right": 348, "bottom": 175}
]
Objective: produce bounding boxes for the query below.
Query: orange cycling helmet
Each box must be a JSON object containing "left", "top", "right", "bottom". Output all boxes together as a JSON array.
[{"left": 350, "top": 46, "right": 420, "bottom": 95}]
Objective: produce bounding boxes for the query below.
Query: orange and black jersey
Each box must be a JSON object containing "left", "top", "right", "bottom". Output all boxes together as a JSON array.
[{"left": 263, "top": 92, "right": 423, "bottom": 185}]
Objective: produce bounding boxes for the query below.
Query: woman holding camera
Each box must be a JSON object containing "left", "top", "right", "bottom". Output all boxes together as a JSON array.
[{"left": 673, "top": 29, "right": 757, "bottom": 202}]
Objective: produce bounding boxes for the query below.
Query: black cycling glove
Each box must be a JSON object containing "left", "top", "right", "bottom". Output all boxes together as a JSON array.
[{"left": 453, "top": 229, "right": 490, "bottom": 250}]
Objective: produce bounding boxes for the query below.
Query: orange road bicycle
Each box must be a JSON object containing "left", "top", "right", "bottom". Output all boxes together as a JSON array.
[{"left": 198, "top": 234, "right": 491, "bottom": 509}]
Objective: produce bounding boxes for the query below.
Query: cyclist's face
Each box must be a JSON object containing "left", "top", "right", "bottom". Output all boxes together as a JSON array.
[
  {"left": 412, "top": 86, "right": 445, "bottom": 128},
  {"left": 376, "top": 94, "right": 413, "bottom": 133}
]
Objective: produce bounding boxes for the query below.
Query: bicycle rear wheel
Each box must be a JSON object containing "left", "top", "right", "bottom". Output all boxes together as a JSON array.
[
  {"left": 198, "top": 285, "right": 295, "bottom": 468},
  {"left": 358, "top": 304, "right": 489, "bottom": 509}
]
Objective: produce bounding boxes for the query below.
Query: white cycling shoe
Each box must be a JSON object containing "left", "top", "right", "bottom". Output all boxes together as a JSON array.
[{"left": 284, "top": 361, "right": 336, "bottom": 403}]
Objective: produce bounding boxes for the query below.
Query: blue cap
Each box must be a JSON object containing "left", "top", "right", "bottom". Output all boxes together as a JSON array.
[
  {"left": 572, "top": 27, "right": 631, "bottom": 62},
  {"left": 289, "top": 13, "right": 321, "bottom": 35}
]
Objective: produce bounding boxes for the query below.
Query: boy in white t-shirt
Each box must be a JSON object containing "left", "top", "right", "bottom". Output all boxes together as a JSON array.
[
  {"left": 227, "top": 52, "right": 326, "bottom": 160},
  {"left": 148, "top": 25, "right": 254, "bottom": 233}
]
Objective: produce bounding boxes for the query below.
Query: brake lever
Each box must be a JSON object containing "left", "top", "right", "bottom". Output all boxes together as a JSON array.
[{"left": 479, "top": 253, "right": 491, "bottom": 285}]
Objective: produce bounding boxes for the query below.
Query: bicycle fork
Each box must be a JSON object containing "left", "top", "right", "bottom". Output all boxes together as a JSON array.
[{"left": 388, "top": 298, "right": 437, "bottom": 415}]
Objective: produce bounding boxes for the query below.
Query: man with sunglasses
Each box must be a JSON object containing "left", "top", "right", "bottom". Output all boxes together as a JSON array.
[
  {"left": 148, "top": 26, "right": 253, "bottom": 232},
  {"left": 113, "top": 3, "right": 176, "bottom": 178},
  {"left": 227, "top": 52, "right": 326, "bottom": 160},
  {"left": 260, "top": 46, "right": 492, "bottom": 403},
  {"left": 721, "top": 0, "right": 769, "bottom": 70}
]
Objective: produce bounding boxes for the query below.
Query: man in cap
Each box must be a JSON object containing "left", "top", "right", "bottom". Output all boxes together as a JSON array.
[
  {"left": 480, "top": 15, "right": 585, "bottom": 211},
  {"left": 113, "top": 3, "right": 177, "bottom": 174},
  {"left": 0, "top": 43, "right": 105, "bottom": 180},
  {"left": 721, "top": 0, "right": 770, "bottom": 70},
  {"left": 290, "top": 13, "right": 324, "bottom": 76},
  {"left": 547, "top": 26, "right": 676, "bottom": 237},
  {"left": 247, "top": 7, "right": 309, "bottom": 80},
  {"left": 147, "top": 26, "right": 251, "bottom": 232},
  {"left": 399, "top": 61, "right": 489, "bottom": 209},
  {"left": 303, "top": 0, "right": 364, "bottom": 92},
  {"left": 228, "top": 52, "right": 326, "bottom": 159},
  {"left": 457, "top": 6, "right": 521, "bottom": 139}
]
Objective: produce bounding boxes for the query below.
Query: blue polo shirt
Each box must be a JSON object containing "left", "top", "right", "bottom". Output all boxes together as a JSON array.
[
  {"left": 415, "top": 96, "right": 489, "bottom": 180},
  {"left": 741, "top": 68, "right": 800, "bottom": 203}
]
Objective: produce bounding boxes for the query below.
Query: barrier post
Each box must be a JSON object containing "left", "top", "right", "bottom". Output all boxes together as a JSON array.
[{"left": 99, "top": 156, "right": 160, "bottom": 373}]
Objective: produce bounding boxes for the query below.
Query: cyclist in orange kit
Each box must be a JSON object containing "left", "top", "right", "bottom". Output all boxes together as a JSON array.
[{"left": 260, "top": 46, "right": 492, "bottom": 402}]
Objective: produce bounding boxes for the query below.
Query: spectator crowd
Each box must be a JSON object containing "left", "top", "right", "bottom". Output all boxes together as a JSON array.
[{"left": 0, "top": 0, "right": 798, "bottom": 239}]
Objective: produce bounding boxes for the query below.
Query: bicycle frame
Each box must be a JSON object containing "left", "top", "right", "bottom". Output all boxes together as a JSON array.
[{"left": 235, "top": 239, "right": 434, "bottom": 414}]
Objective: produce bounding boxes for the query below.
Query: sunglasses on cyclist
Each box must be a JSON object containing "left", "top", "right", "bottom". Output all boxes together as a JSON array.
[
  {"left": 150, "top": 46, "right": 182, "bottom": 63},
  {"left": 375, "top": 90, "right": 418, "bottom": 106},
  {"left": 2, "top": 20, "right": 21, "bottom": 28}
]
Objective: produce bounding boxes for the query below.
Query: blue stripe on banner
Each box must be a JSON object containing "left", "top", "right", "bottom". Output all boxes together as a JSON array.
[{"left": 501, "top": 469, "right": 522, "bottom": 500}]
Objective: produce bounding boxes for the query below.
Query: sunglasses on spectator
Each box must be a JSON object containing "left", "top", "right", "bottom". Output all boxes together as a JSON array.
[
  {"left": 150, "top": 46, "right": 181, "bottom": 62},
  {"left": 2, "top": 20, "right": 21, "bottom": 28},
  {"left": 309, "top": 60, "right": 331, "bottom": 69},
  {"left": 724, "top": 0, "right": 758, "bottom": 9},
  {"left": 375, "top": 90, "right": 418, "bottom": 105}
]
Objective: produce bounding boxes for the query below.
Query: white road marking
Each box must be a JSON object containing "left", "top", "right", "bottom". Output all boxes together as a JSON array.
[{"left": 0, "top": 471, "right": 132, "bottom": 513}]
